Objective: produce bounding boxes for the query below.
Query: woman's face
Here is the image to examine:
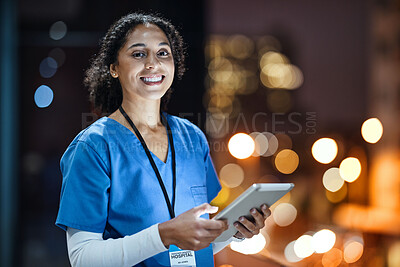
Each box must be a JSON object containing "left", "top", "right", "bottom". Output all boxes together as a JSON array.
[{"left": 110, "top": 23, "right": 175, "bottom": 102}]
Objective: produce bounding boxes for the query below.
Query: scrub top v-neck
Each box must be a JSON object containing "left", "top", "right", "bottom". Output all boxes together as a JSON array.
[{"left": 55, "top": 114, "right": 221, "bottom": 267}]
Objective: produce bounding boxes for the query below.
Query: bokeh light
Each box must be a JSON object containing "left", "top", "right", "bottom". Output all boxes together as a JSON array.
[
  {"left": 388, "top": 241, "right": 400, "bottom": 267},
  {"left": 49, "top": 21, "right": 67, "bottom": 40},
  {"left": 275, "top": 133, "right": 293, "bottom": 151},
  {"left": 294, "top": 235, "right": 315, "bottom": 258},
  {"left": 230, "top": 233, "right": 266, "bottom": 254},
  {"left": 227, "top": 34, "right": 254, "bottom": 59},
  {"left": 312, "top": 229, "right": 336, "bottom": 253},
  {"left": 339, "top": 157, "right": 362, "bottom": 183},
  {"left": 322, "top": 248, "right": 343, "bottom": 267},
  {"left": 284, "top": 241, "right": 302, "bottom": 263},
  {"left": 325, "top": 183, "right": 347, "bottom": 203},
  {"left": 263, "top": 132, "right": 279, "bottom": 157},
  {"left": 272, "top": 203, "right": 297, "bottom": 227},
  {"left": 228, "top": 133, "right": 255, "bottom": 159},
  {"left": 344, "top": 240, "right": 364, "bottom": 263},
  {"left": 274, "top": 149, "right": 299, "bottom": 174},
  {"left": 250, "top": 132, "right": 269, "bottom": 156},
  {"left": 39, "top": 57, "right": 58, "bottom": 78},
  {"left": 311, "top": 138, "right": 338, "bottom": 164},
  {"left": 323, "top": 167, "right": 345, "bottom": 192},
  {"left": 219, "top": 163, "right": 245, "bottom": 188},
  {"left": 49, "top": 48, "right": 66, "bottom": 67},
  {"left": 34, "top": 85, "right": 54, "bottom": 108},
  {"left": 361, "top": 118, "right": 383, "bottom": 144},
  {"left": 208, "top": 57, "right": 233, "bottom": 82},
  {"left": 210, "top": 186, "right": 230, "bottom": 206}
]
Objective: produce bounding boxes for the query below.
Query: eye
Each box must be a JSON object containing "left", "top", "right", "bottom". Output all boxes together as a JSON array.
[
  {"left": 157, "top": 50, "right": 170, "bottom": 57},
  {"left": 132, "top": 51, "right": 146, "bottom": 58}
]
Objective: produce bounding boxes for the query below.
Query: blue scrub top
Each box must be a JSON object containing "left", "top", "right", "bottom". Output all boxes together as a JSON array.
[{"left": 55, "top": 114, "right": 221, "bottom": 267}]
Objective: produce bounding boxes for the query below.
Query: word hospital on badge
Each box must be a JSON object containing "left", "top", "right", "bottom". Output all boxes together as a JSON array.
[{"left": 169, "top": 245, "right": 196, "bottom": 267}]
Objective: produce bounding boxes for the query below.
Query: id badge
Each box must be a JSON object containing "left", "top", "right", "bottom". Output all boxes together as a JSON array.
[{"left": 169, "top": 245, "right": 196, "bottom": 267}]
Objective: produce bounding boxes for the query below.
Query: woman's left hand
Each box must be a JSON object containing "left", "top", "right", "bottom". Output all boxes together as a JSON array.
[{"left": 233, "top": 204, "right": 271, "bottom": 239}]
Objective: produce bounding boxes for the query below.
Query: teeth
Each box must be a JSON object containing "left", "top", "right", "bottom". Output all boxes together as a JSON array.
[{"left": 142, "top": 76, "right": 162, "bottom": 82}]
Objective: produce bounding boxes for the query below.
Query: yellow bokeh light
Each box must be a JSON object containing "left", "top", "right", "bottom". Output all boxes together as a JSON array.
[
  {"left": 272, "top": 203, "right": 297, "bottom": 227},
  {"left": 263, "top": 132, "right": 279, "bottom": 157},
  {"left": 228, "top": 133, "right": 255, "bottom": 159},
  {"left": 312, "top": 138, "right": 338, "bottom": 164},
  {"left": 274, "top": 149, "right": 299, "bottom": 174},
  {"left": 361, "top": 118, "right": 383, "bottom": 144},
  {"left": 323, "top": 167, "right": 345, "bottom": 192},
  {"left": 259, "top": 51, "right": 289, "bottom": 69},
  {"left": 227, "top": 34, "right": 254, "bottom": 59},
  {"left": 219, "top": 163, "right": 245, "bottom": 188},
  {"left": 230, "top": 233, "right": 266, "bottom": 254},
  {"left": 343, "top": 241, "right": 364, "bottom": 263},
  {"left": 388, "top": 241, "right": 400, "bottom": 267},
  {"left": 294, "top": 235, "right": 315, "bottom": 258},
  {"left": 284, "top": 241, "right": 303, "bottom": 263},
  {"left": 208, "top": 57, "right": 233, "bottom": 82},
  {"left": 322, "top": 248, "right": 343, "bottom": 267},
  {"left": 339, "top": 157, "right": 362, "bottom": 183},
  {"left": 312, "top": 229, "right": 336, "bottom": 253},
  {"left": 325, "top": 183, "right": 347, "bottom": 203},
  {"left": 211, "top": 186, "right": 230, "bottom": 206}
]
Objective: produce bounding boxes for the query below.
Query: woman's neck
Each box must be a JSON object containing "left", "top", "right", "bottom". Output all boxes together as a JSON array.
[{"left": 120, "top": 97, "right": 162, "bottom": 129}]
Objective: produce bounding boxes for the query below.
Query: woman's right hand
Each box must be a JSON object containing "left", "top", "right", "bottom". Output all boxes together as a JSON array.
[{"left": 158, "top": 203, "right": 228, "bottom": 251}]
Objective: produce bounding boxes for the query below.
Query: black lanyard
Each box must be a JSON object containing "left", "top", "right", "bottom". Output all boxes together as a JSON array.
[{"left": 119, "top": 106, "right": 176, "bottom": 219}]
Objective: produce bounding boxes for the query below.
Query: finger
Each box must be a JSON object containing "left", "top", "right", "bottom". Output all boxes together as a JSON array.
[
  {"left": 261, "top": 204, "right": 271, "bottom": 219},
  {"left": 233, "top": 221, "right": 254, "bottom": 239},
  {"left": 250, "top": 208, "right": 265, "bottom": 228},
  {"left": 238, "top": 216, "right": 257, "bottom": 233},
  {"left": 193, "top": 203, "right": 219, "bottom": 217},
  {"left": 200, "top": 218, "right": 228, "bottom": 230}
]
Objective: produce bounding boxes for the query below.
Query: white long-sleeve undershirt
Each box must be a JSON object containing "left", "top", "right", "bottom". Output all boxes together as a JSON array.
[{"left": 66, "top": 224, "right": 236, "bottom": 267}]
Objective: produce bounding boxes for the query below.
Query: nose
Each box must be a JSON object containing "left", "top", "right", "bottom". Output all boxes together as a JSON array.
[{"left": 145, "top": 53, "right": 159, "bottom": 70}]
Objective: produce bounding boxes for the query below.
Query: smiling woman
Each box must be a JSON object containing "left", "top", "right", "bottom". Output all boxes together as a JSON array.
[{"left": 55, "top": 12, "right": 271, "bottom": 267}]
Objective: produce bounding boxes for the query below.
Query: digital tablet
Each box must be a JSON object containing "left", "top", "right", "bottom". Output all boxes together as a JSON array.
[{"left": 212, "top": 183, "right": 294, "bottom": 242}]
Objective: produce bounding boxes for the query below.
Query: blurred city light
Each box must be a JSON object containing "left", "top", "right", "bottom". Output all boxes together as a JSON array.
[
  {"left": 325, "top": 183, "right": 347, "bottom": 203},
  {"left": 219, "top": 163, "right": 245, "bottom": 188},
  {"left": 284, "top": 241, "right": 302, "bottom": 263},
  {"left": 344, "top": 240, "right": 364, "bottom": 263},
  {"left": 311, "top": 138, "right": 338, "bottom": 164},
  {"left": 312, "top": 229, "right": 336, "bottom": 253},
  {"left": 339, "top": 157, "right": 362, "bottom": 182},
  {"left": 274, "top": 149, "right": 299, "bottom": 174},
  {"left": 227, "top": 34, "right": 254, "bottom": 59},
  {"left": 34, "top": 85, "right": 54, "bottom": 108},
  {"left": 49, "top": 21, "right": 67, "bottom": 40},
  {"left": 361, "top": 118, "right": 383, "bottom": 144},
  {"left": 322, "top": 248, "right": 343, "bottom": 267},
  {"left": 48, "top": 48, "right": 66, "bottom": 67},
  {"left": 294, "top": 235, "right": 314, "bottom": 258},
  {"left": 210, "top": 186, "right": 230, "bottom": 206},
  {"left": 230, "top": 233, "right": 266, "bottom": 254},
  {"left": 250, "top": 132, "right": 269, "bottom": 156},
  {"left": 228, "top": 133, "right": 255, "bottom": 159},
  {"left": 263, "top": 132, "right": 279, "bottom": 157},
  {"left": 39, "top": 57, "right": 58, "bottom": 78},
  {"left": 323, "top": 167, "right": 345, "bottom": 192},
  {"left": 272, "top": 203, "right": 297, "bottom": 227},
  {"left": 388, "top": 241, "right": 400, "bottom": 267}
]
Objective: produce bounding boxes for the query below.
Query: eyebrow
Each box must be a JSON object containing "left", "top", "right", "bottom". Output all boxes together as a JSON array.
[{"left": 127, "top": 42, "right": 170, "bottom": 50}]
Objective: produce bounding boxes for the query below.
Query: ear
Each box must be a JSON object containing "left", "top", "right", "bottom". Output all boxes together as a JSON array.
[{"left": 109, "top": 64, "right": 119, "bottom": 78}]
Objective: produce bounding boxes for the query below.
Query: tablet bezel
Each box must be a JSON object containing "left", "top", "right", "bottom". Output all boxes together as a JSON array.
[{"left": 212, "top": 183, "right": 294, "bottom": 242}]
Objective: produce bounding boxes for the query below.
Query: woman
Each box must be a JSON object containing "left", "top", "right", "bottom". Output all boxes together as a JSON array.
[{"left": 56, "top": 12, "right": 271, "bottom": 267}]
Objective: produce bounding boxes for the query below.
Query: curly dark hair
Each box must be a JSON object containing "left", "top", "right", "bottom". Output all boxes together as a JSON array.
[{"left": 84, "top": 12, "right": 186, "bottom": 114}]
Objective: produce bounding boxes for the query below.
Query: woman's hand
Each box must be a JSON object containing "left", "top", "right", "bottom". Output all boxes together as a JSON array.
[
  {"left": 158, "top": 203, "right": 228, "bottom": 251},
  {"left": 233, "top": 204, "right": 271, "bottom": 239}
]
